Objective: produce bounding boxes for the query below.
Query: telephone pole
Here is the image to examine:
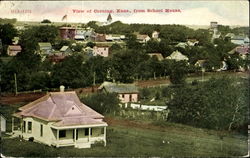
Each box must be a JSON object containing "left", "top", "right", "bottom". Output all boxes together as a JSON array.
[{"left": 14, "top": 73, "right": 18, "bottom": 95}]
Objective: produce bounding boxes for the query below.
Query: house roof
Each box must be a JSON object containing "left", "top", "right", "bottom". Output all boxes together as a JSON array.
[
  {"left": 137, "top": 34, "right": 150, "bottom": 40},
  {"left": 148, "top": 53, "right": 164, "bottom": 61},
  {"left": 14, "top": 91, "right": 105, "bottom": 126},
  {"left": 8, "top": 45, "right": 22, "bottom": 51},
  {"left": 38, "top": 42, "right": 52, "bottom": 48},
  {"left": 166, "top": 50, "right": 188, "bottom": 61},
  {"left": 98, "top": 82, "right": 139, "bottom": 94},
  {"left": 60, "top": 46, "right": 70, "bottom": 52}
]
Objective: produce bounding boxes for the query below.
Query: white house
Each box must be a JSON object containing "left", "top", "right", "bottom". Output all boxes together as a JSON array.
[
  {"left": 136, "top": 34, "right": 151, "bottom": 43},
  {"left": 12, "top": 90, "right": 107, "bottom": 148},
  {"left": 166, "top": 50, "right": 189, "bottom": 61},
  {"left": 0, "top": 114, "right": 6, "bottom": 132},
  {"left": 152, "top": 31, "right": 160, "bottom": 39}
]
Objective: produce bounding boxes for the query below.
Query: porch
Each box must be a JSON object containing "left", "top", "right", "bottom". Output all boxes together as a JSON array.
[{"left": 51, "top": 126, "right": 107, "bottom": 148}]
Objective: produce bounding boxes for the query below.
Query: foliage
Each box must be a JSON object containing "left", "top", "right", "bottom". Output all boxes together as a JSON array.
[
  {"left": 167, "top": 77, "right": 248, "bottom": 131},
  {"left": 80, "top": 92, "right": 120, "bottom": 114},
  {"left": 140, "top": 88, "right": 151, "bottom": 99},
  {"left": 0, "top": 23, "right": 18, "bottom": 45},
  {"left": 86, "top": 41, "right": 96, "bottom": 48},
  {"left": 41, "top": 19, "right": 52, "bottom": 23},
  {"left": 169, "top": 61, "right": 188, "bottom": 84}
]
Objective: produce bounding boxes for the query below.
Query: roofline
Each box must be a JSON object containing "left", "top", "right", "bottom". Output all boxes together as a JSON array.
[
  {"left": 19, "top": 94, "right": 49, "bottom": 111},
  {"left": 51, "top": 123, "right": 108, "bottom": 129}
]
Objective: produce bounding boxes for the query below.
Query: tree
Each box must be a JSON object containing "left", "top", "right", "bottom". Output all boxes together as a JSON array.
[
  {"left": 80, "top": 92, "right": 120, "bottom": 114},
  {"left": 86, "top": 42, "right": 96, "bottom": 48},
  {"left": 169, "top": 61, "right": 188, "bottom": 84},
  {"left": 167, "top": 77, "right": 248, "bottom": 131},
  {"left": 140, "top": 88, "right": 151, "bottom": 99},
  {"left": 41, "top": 19, "right": 51, "bottom": 23},
  {"left": 50, "top": 54, "right": 90, "bottom": 88},
  {"left": 0, "top": 23, "right": 18, "bottom": 45}
]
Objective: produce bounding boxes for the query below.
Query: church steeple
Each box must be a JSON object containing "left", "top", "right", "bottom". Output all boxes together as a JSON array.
[{"left": 107, "top": 13, "right": 112, "bottom": 23}]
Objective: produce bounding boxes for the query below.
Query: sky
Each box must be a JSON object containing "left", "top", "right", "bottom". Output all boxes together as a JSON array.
[{"left": 0, "top": 1, "right": 249, "bottom": 26}]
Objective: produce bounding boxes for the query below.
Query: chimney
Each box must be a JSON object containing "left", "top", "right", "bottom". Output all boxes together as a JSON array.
[{"left": 60, "top": 85, "right": 65, "bottom": 92}]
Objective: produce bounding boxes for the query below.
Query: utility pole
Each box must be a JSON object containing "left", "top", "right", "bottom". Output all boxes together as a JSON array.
[
  {"left": 14, "top": 73, "right": 18, "bottom": 95},
  {"left": 93, "top": 71, "right": 96, "bottom": 86}
]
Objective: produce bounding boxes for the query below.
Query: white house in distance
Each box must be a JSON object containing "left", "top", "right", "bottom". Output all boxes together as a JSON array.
[
  {"left": 12, "top": 90, "right": 107, "bottom": 148},
  {"left": 93, "top": 46, "right": 110, "bottom": 57},
  {"left": 136, "top": 34, "right": 151, "bottom": 43},
  {"left": 0, "top": 113, "right": 6, "bottom": 132},
  {"left": 166, "top": 50, "right": 189, "bottom": 61},
  {"left": 98, "top": 81, "right": 139, "bottom": 103},
  {"left": 152, "top": 31, "right": 159, "bottom": 39}
]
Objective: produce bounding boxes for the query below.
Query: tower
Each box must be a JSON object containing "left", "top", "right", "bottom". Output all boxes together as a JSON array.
[{"left": 107, "top": 13, "right": 112, "bottom": 24}]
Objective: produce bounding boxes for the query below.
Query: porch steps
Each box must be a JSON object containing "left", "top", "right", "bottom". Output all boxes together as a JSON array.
[{"left": 75, "top": 142, "right": 91, "bottom": 148}]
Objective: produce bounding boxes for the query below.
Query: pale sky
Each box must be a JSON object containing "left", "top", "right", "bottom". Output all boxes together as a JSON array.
[{"left": 0, "top": 1, "right": 249, "bottom": 26}]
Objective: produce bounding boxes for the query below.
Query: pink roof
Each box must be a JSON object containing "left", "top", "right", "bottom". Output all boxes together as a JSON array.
[
  {"left": 15, "top": 91, "right": 106, "bottom": 126},
  {"left": 137, "top": 34, "right": 149, "bottom": 40}
]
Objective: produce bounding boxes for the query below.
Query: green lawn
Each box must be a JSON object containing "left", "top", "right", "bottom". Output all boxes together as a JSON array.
[{"left": 1, "top": 124, "right": 248, "bottom": 157}]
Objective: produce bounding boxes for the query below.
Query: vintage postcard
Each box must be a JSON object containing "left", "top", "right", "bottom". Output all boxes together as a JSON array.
[{"left": 0, "top": 0, "right": 249, "bottom": 157}]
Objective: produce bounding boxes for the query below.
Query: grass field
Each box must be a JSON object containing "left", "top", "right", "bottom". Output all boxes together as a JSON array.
[{"left": 1, "top": 121, "right": 248, "bottom": 157}]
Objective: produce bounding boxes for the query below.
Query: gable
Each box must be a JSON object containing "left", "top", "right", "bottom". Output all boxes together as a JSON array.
[{"left": 65, "top": 102, "right": 82, "bottom": 116}]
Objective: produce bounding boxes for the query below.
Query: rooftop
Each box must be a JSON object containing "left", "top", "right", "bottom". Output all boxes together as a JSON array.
[
  {"left": 14, "top": 91, "right": 106, "bottom": 127},
  {"left": 98, "top": 82, "right": 139, "bottom": 94}
]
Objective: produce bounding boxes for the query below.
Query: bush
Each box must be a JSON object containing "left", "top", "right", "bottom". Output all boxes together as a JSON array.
[{"left": 140, "top": 88, "right": 151, "bottom": 99}]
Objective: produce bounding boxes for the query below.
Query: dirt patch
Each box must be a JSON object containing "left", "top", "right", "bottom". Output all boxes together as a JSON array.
[{"left": 0, "top": 93, "right": 46, "bottom": 104}]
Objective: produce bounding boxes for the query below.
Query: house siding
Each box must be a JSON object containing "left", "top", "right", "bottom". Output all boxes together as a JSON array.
[{"left": 119, "top": 93, "right": 138, "bottom": 103}]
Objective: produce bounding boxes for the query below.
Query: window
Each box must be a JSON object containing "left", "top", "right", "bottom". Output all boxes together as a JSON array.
[
  {"left": 28, "top": 122, "right": 32, "bottom": 133},
  {"left": 59, "top": 130, "right": 66, "bottom": 138},
  {"left": 85, "top": 128, "right": 89, "bottom": 136},
  {"left": 23, "top": 121, "right": 26, "bottom": 133},
  {"left": 122, "top": 94, "right": 125, "bottom": 98},
  {"left": 101, "top": 128, "right": 104, "bottom": 134},
  {"left": 40, "top": 124, "right": 43, "bottom": 137},
  {"left": 129, "top": 94, "right": 132, "bottom": 102},
  {"left": 85, "top": 128, "right": 92, "bottom": 136}
]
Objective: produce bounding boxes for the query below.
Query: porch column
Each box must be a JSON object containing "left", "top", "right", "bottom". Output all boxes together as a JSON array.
[
  {"left": 74, "top": 128, "right": 76, "bottom": 146},
  {"left": 11, "top": 117, "right": 14, "bottom": 133},
  {"left": 56, "top": 129, "right": 59, "bottom": 147},
  {"left": 104, "top": 126, "right": 107, "bottom": 147},
  {"left": 88, "top": 128, "right": 91, "bottom": 142}
]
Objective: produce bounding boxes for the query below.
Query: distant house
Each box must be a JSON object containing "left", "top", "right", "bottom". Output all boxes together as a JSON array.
[
  {"left": 7, "top": 45, "right": 22, "bottom": 56},
  {"left": 105, "top": 34, "right": 125, "bottom": 41},
  {"left": 228, "top": 45, "right": 249, "bottom": 59},
  {"left": 231, "top": 36, "right": 249, "bottom": 45},
  {"left": 74, "top": 28, "right": 85, "bottom": 40},
  {"left": 60, "top": 46, "right": 72, "bottom": 54},
  {"left": 38, "top": 42, "right": 52, "bottom": 54},
  {"left": 195, "top": 60, "right": 207, "bottom": 68},
  {"left": 148, "top": 53, "right": 164, "bottom": 61},
  {"left": 210, "top": 21, "right": 218, "bottom": 29},
  {"left": 93, "top": 46, "right": 109, "bottom": 57},
  {"left": 12, "top": 90, "right": 107, "bottom": 148},
  {"left": 136, "top": 34, "right": 151, "bottom": 43},
  {"left": 59, "top": 27, "right": 76, "bottom": 40},
  {"left": 152, "top": 31, "right": 159, "bottom": 39},
  {"left": 48, "top": 54, "right": 66, "bottom": 63},
  {"left": 0, "top": 113, "right": 6, "bottom": 132},
  {"left": 166, "top": 50, "right": 189, "bottom": 61},
  {"left": 92, "top": 33, "right": 106, "bottom": 42},
  {"left": 84, "top": 47, "right": 94, "bottom": 56},
  {"left": 98, "top": 82, "right": 139, "bottom": 103},
  {"left": 175, "top": 42, "right": 188, "bottom": 48},
  {"left": 187, "top": 39, "right": 199, "bottom": 46}
]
